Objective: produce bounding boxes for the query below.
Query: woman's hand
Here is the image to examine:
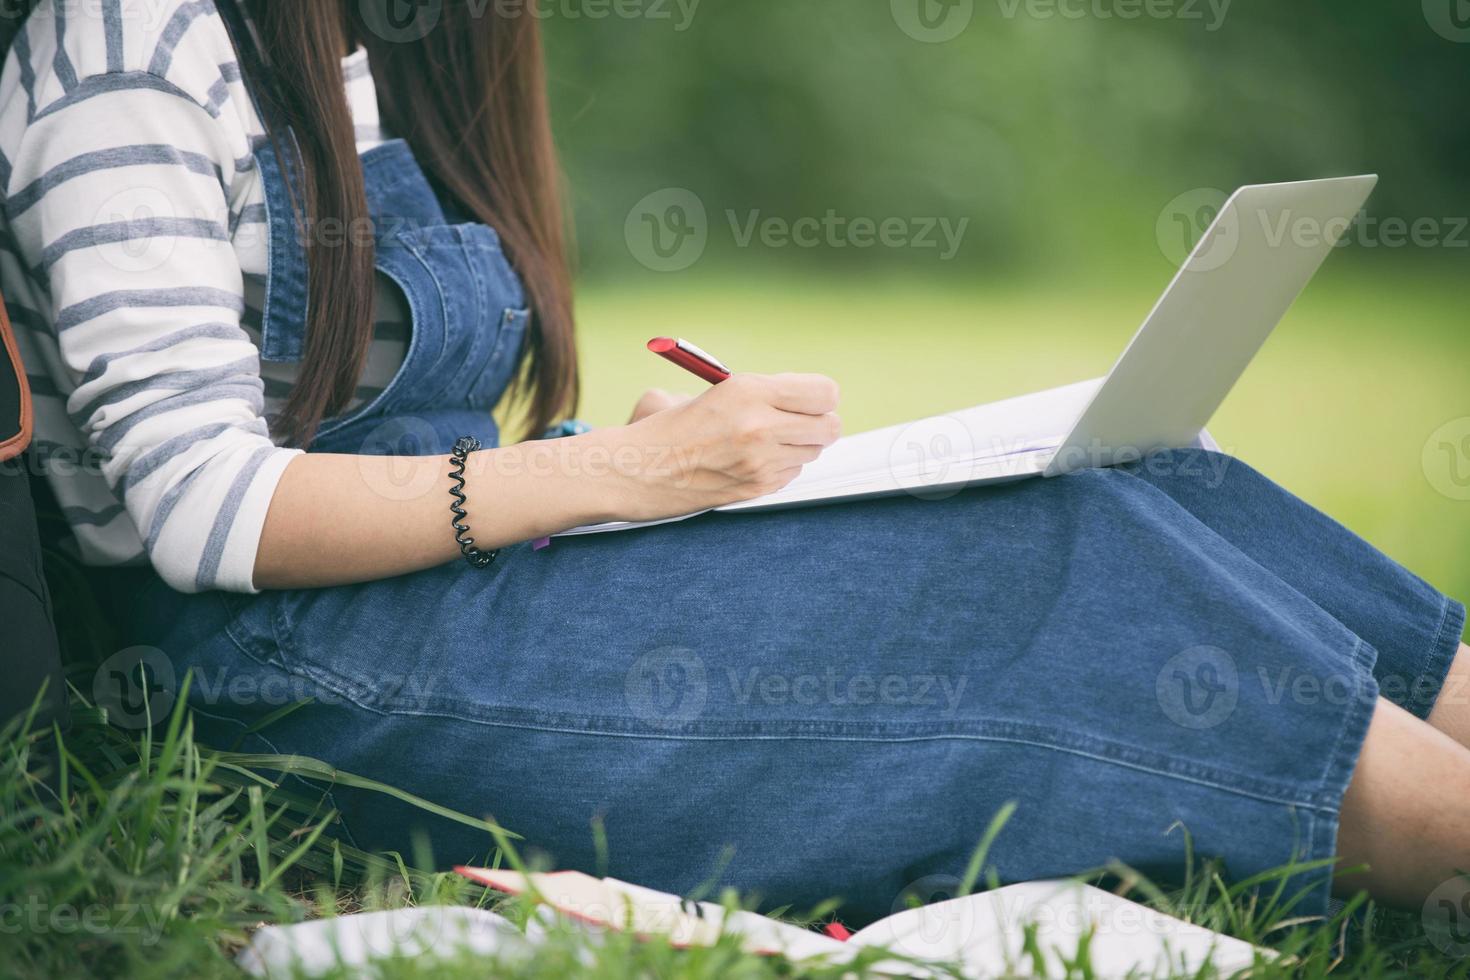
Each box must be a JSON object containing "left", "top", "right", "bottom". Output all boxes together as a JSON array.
[
  {"left": 628, "top": 388, "right": 692, "bottom": 423},
  {"left": 603, "top": 373, "right": 842, "bottom": 521}
]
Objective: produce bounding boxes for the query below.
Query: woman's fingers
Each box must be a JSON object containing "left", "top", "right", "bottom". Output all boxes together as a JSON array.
[
  {"left": 759, "top": 373, "right": 841, "bottom": 416},
  {"left": 766, "top": 410, "right": 842, "bottom": 447},
  {"left": 766, "top": 465, "right": 808, "bottom": 491},
  {"left": 773, "top": 443, "right": 825, "bottom": 467}
]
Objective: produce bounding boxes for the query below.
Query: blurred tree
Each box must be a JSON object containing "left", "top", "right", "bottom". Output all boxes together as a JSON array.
[{"left": 541, "top": 0, "right": 1470, "bottom": 278}]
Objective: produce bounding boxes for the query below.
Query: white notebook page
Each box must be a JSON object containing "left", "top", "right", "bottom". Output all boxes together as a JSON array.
[{"left": 557, "top": 379, "right": 1103, "bottom": 536}]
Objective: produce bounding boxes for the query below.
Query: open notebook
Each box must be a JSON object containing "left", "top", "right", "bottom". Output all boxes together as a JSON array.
[
  {"left": 456, "top": 867, "right": 1276, "bottom": 978},
  {"left": 560, "top": 175, "right": 1377, "bottom": 538}
]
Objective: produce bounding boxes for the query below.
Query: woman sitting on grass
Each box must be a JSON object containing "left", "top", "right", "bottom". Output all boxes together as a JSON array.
[{"left": 0, "top": 0, "right": 1465, "bottom": 926}]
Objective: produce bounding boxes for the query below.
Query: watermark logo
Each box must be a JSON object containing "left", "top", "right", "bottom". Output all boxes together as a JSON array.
[
  {"left": 1158, "top": 187, "right": 1464, "bottom": 270},
  {"left": 1425, "top": 877, "right": 1470, "bottom": 956},
  {"left": 531, "top": 0, "right": 702, "bottom": 30},
  {"left": 93, "top": 646, "right": 177, "bottom": 730},
  {"left": 1424, "top": 417, "right": 1470, "bottom": 501},
  {"left": 994, "top": 0, "right": 1231, "bottom": 31},
  {"left": 624, "top": 647, "right": 708, "bottom": 728},
  {"left": 89, "top": 185, "right": 187, "bottom": 275},
  {"left": 626, "top": 189, "right": 968, "bottom": 269},
  {"left": 891, "top": 0, "right": 975, "bottom": 42},
  {"left": 727, "top": 667, "right": 968, "bottom": 714},
  {"left": 887, "top": 414, "right": 978, "bottom": 500},
  {"left": 354, "top": 415, "right": 447, "bottom": 502},
  {"left": 1156, "top": 645, "right": 1238, "bottom": 730},
  {"left": 1155, "top": 187, "right": 1238, "bottom": 271},
  {"left": 728, "top": 210, "right": 968, "bottom": 260},
  {"left": 360, "top": 0, "right": 443, "bottom": 42},
  {"left": 626, "top": 188, "right": 708, "bottom": 272},
  {"left": 356, "top": 0, "right": 704, "bottom": 34},
  {"left": 887, "top": 874, "right": 979, "bottom": 955},
  {"left": 0, "top": 897, "right": 166, "bottom": 946},
  {"left": 1424, "top": 0, "right": 1470, "bottom": 42}
]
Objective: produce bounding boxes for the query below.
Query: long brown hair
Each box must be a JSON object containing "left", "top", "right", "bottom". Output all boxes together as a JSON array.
[{"left": 3, "top": 0, "right": 578, "bottom": 446}]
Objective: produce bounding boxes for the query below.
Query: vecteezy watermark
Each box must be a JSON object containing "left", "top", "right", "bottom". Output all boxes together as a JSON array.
[
  {"left": 623, "top": 649, "right": 971, "bottom": 728},
  {"left": 82, "top": 176, "right": 419, "bottom": 277},
  {"left": 891, "top": 0, "right": 1231, "bottom": 40},
  {"left": 0, "top": 896, "right": 167, "bottom": 946},
  {"left": 1423, "top": 417, "right": 1470, "bottom": 501},
  {"left": 1423, "top": 0, "right": 1470, "bottom": 43},
  {"left": 92, "top": 646, "right": 442, "bottom": 730},
  {"left": 1155, "top": 187, "right": 1238, "bottom": 271},
  {"left": 1156, "top": 647, "right": 1422, "bottom": 732},
  {"left": 886, "top": 874, "right": 976, "bottom": 959},
  {"left": 187, "top": 670, "right": 441, "bottom": 713},
  {"left": 994, "top": 0, "right": 1231, "bottom": 30},
  {"left": 1, "top": 442, "right": 111, "bottom": 481},
  {"left": 1257, "top": 666, "right": 1368, "bottom": 711},
  {"left": 727, "top": 667, "right": 968, "bottom": 713},
  {"left": 624, "top": 188, "right": 709, "bottom": 272},
  {"left": 1155, "top": 646, "right": 1239, "bottom": 730},
  {"left": 6, "top": 0, "right": 217, "bottom": 35},
  {"left": 358, "top": 0, "right": 445, "bottom": 42},
  {"left": 890, "top": 0, "right": 975, "bottom": 43},
  {"left": 887, "top": 414, "right": 982, "bottom": 501},
  {"left": 1156, "top": 187, "right": 1469, "bottom": 271},
  {"left": 86, "top": 185, "right": 198, "bottom": 276},
  {"left": 510, "top": 0, "right": 700, "bottom": 30},
  {"left": 354, "top": 416, "right": 451, "bottom": 503},
  {"left": 624, "top": 647, "right": 709, "bottom": 729},
  {"left": 882, "top": 429, "right": 1237, "bottom": 502},
  {"left": 357, "top": 0, "right": 701, "bottom": 42},
  {"left": 94, "top": 646, "right": 177, "bottom": 730},
  {"left": 728, "top": 211, "right": 969, "bottom": 262},
  {"left": 892, "top": 873, "right": 967, "bottom": 914},
  {"left": 1046, "top": 443, "right": 1235, "bottom": 483},
  {"left": 1424, "top": 876, "right": 1470, "bottom": 957},
  {"left": 625, "top": 188, "right": 970, "bottom": 271}
]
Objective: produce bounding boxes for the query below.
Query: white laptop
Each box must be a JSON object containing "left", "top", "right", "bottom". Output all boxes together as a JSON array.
[{"left": 562, "top": 175, "right": 1378, "bottom": 536}]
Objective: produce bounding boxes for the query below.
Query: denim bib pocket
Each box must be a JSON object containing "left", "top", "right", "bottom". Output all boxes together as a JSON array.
[
  {"left": 468, "top": 305, "right": 530, "bottom": 409},
  {"left": 392, "top": 223, "right": 524, "bottom": 411}
]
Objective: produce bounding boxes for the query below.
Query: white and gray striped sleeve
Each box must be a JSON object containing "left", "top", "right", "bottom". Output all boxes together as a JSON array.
[{"left": 7, "top": 69, "right": 300, "bottom": 594}]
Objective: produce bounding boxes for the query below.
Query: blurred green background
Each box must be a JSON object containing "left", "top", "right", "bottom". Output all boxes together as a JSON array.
[{"left": 539, "top": 1, "right": 1470, "bottom": 601}]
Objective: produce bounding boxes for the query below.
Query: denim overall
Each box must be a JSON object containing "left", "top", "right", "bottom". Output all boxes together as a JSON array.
[
  {"left": 252, "top": 135, "right": 529, "bottom": 459},
  {"left": 135, "top": 93, "right": 1466, "bottom": 926}
]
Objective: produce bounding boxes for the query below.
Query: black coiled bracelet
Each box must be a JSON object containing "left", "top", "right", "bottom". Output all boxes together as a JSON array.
[{"left": 448, "top": 436, "right": 498, "bottom": 568}]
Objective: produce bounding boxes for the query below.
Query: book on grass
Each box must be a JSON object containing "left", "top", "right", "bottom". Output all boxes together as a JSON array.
[
  {"left": 454, "top": 866, "right": 1277, "bottom": 978},
  {"left": 559, "top": 175, "right": 1377, "bottom": 537}
]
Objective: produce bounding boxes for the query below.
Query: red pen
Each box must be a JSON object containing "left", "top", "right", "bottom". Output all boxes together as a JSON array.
[{"left": 647, "top": 336, "right": 732, "bottom": 385}]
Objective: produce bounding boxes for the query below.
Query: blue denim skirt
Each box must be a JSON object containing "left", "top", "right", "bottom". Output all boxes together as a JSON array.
[{"left": 131, "top": 450, "right": 1465, "bottom": 923}]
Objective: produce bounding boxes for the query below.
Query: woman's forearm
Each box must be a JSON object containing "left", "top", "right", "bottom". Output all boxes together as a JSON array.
[
  {"left": 253, "top": 430, "right": 629, "bottom": 590},
  {"left": 252, "top": 373, "right": 842, "bottom": 591}
]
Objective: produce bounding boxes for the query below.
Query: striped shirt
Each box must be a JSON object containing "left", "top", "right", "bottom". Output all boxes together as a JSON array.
[{"left": 0, "top": 0, "right": 409, "bottom": 593}]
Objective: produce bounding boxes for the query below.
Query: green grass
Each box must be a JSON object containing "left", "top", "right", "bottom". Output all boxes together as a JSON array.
[
  {"left": 6, "top": 680, "right": 1470, "bottom": 979},
  {"left": 570, "top": 264, "right": 1470, "bottom": 602}
]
